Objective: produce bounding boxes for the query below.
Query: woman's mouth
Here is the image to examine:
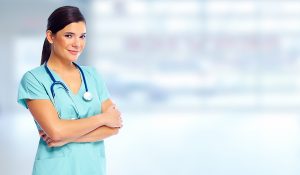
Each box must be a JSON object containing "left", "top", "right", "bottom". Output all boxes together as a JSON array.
[{"left": 68, "top": 50, "right": 80, "bottom": 55}]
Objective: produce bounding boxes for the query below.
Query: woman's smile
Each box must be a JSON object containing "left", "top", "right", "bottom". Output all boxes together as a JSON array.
[{"left": 67, "top": 49, "right": 80, "bottom": 55}]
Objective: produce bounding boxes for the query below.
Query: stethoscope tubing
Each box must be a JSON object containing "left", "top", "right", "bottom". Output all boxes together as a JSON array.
[
  {"left": 44, "top": 62, "right": 93, "bottom": 119},
  {"left": 44, "top": 62, "right": 89, "bottom": 98}
]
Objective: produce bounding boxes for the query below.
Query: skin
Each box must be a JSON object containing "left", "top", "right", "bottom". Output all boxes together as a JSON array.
[{"left": 27, "top": 21, "right": 122, "bottom": 147}]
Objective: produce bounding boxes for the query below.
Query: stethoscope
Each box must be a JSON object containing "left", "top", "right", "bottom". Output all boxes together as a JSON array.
[{"left": 44, "top": 62, "right": 93, "bottom": 102}]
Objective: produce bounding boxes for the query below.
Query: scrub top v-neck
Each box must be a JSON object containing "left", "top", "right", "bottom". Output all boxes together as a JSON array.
[
  {"left": 17, "top": 64, "right": 110, "bottom": 175},
  {"left": 48, "top": 66, "right": 84, "bottom": 96}
]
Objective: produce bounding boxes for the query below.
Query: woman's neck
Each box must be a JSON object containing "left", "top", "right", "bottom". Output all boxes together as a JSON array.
[{"left": 47, "top": 55, "right": 75, "bottom": 73}]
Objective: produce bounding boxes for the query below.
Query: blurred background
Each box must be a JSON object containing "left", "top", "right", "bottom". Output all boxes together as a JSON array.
[{"left": 1, "top": 0, "right": 300, "bottom": 175}]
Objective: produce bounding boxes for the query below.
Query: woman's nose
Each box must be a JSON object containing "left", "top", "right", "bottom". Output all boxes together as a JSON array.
[{"left": 72, "top": 38, "right": 80, "bottom": 47}]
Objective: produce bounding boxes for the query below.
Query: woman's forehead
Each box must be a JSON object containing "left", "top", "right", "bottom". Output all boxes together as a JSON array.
[{"left": 60, "top": 21, "right": 86, "bottom": 34}]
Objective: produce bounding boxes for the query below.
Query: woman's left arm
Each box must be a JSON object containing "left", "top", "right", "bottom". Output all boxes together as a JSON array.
[
  {"left": 42, "top": 99, "right": 121, "bottom": 147},
  {"left": 40, "top": 126, "right": 119, "bottom": 146}
]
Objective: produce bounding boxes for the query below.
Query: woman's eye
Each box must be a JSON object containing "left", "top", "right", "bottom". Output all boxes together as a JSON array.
[
  {"left": 65, "top": 34, "right": 72, "bottom": 38},
  {"left": 80, "top": 35, "right": 86, "bottom": 39}
]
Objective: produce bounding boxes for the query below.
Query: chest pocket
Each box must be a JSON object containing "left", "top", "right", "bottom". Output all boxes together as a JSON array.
[{"left": 52, "top": 86, "right": 79, "bottom": 120}]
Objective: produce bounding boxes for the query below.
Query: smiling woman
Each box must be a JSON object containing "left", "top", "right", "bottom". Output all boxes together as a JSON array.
[
  {"left": 45, "top": 22, "right": 86, "bottom": 64},
  {"left": 17, "top": 6, "right": 122, "bottom": 175}
]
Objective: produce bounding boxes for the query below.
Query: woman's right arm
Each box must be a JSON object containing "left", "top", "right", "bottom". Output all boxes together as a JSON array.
[{"left": 27, "top": 99, "right": 122, "bottom": 142}]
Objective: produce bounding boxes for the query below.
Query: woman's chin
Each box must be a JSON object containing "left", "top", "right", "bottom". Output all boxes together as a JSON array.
[{"left": 67, "top": 55, "right": 79, "bottom": 62}]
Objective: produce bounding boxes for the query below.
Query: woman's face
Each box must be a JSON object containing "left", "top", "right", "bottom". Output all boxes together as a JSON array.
[{"left": 47, "top": 21, "right": 86, "bottom": 62}]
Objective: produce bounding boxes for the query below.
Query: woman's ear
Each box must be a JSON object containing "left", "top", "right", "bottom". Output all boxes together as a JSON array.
[{"left": 46, "top": 30, "right": 54, "bottom": 44}]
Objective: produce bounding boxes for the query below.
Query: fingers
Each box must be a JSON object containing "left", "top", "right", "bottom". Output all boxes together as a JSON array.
[
  {"left": 39, "top": 130, "right": 46, "bottom": 140},
  {"left": 42, "top": 135, "right": 52, "bottom": 145},
  {"left": 104, "top": 104, "right": 123, "bottom": 128},
  {"left": 107, "top": 106, "right": 122, "bottom": 120},
  {"left": 39, "top": 130, "right": 46, "bottom": 138},
  {"left": 110, "top": 116, "right": 123, "bottom": 128},
  {"left": 42, "top": 135, "right": 51, "bottom": 143},
  {"left": 108, "top": 104, "right": 121, "bottom": 113},
  {"left": 38, "top": 130, "right": 45, "bottom": 136},
  {"left": 46, "top": 138, "right": 52, "bottom": 144},
  {"left": 38, "top": 130, "right": 66, "bottom": 148},
  {"left": 115, "top": 109, "right": 122, "bottom": 127},
  {"left": 115, "top": 116, "right": 123, "bottom": 128},
  {"left": 39, "top": 130, "right": 53, "bottom": 145},
  {"left": 119, "top": 116, "right": 123, "bottom": 127},
  {"left": 47, "top": 140, "right": 55, "bottom": 147},
  {"left": 107, "top": 104, "right": 116, "bottom": 110}
]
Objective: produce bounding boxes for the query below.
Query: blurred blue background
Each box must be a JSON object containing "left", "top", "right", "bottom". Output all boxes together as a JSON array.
[{"left": 1, "top": 0, "right": 300, "bottom": 175}]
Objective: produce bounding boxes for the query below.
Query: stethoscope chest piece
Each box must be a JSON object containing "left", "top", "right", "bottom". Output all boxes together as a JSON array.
[{"left": 83, "top": 91, "right": 93, "bottom": 101}]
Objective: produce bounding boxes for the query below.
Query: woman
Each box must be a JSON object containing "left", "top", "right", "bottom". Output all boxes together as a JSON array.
[{"left": 17, "top": 6, "right": 122, "bottom": 175}]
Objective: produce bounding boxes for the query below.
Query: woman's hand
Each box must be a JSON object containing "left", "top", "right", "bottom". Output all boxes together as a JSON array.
[
  {"left": 103, "top": 104, "right": 123, "bottom": 128},
  {"left": 39, "top": 130, "right": 69, "bottom": 147}
]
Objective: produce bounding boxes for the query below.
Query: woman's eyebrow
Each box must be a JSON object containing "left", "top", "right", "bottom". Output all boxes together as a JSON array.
[
  {"left": 64, "top": 32, "right": 75, "bottom": 35},
  {"left": 64, "top": 32, "right": 86, "bottom": 35}
]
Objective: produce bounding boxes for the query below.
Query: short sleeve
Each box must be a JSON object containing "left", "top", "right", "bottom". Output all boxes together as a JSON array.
[
  {"left": 91, "top": 67, "right": 110, "bottom": 103},
  {"left": 17, "top": 71, "right": 49, "bottom": 109}
]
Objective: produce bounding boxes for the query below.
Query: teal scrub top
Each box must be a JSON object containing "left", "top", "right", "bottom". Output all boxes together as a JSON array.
[{"left": 17, "top": 64, "right": 110, "bottom": 175}]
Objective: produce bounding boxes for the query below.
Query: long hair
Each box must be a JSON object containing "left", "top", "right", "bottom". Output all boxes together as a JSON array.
[{"left": 40, "top": 6, "right": 86, "bottom": 65}]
